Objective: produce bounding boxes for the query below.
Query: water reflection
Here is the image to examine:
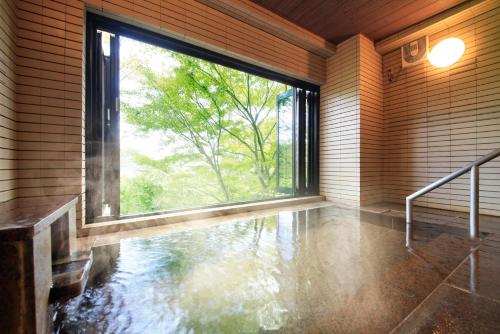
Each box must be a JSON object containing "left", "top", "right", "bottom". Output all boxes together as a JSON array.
[{"left": 54, "top": 206, "right": 472, "bottom": 333}]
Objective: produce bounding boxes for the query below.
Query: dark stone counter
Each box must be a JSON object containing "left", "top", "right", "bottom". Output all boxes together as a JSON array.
[
  {"left": 0, "top": 196, "right": 78, "bottom": 334},
  {"left": 0, "top": 197, "right": 78, "bottom": 241}
]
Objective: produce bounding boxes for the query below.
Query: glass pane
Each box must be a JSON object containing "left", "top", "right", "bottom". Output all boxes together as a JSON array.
[
  {"left": 276, "top": 90, "right": 294, "bottom": 194},
  {"left": 98, "top": 30, "right": 114, "bottom": 218},
  {"left": 119, "top": 36, "right": 293, "bottom": 215}
]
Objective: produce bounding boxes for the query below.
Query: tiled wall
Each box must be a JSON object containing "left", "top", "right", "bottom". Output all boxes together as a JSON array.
[
  {"left": 360, "top": 35, "right": 383, "bottom": 205},
  {"left": 319, "top": 36, "right": 360, "bottom": 206},
  {"left": 319, "top": 35, "right": 384, "bottom": 206},
  {"left": 15, "top": 0, "right": 85, "bottom": 225},
  {"left": 0, "top": 0, "right": 17, "bottom": 209},
  {"left": 320, "top": 3, "right": 500, "bottom": 216},
  {"left": 382, "top": 3, "right": 500, "bottom": 215},
  {"left": 8, "top": 0, "right": 326, "bottom": 227},
  {"left": 84, "top": 0, "right": 326, "bottom": 83}
]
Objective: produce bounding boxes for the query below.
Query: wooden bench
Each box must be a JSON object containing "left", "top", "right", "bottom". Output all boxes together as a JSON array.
[{"left": 0, "top": 197, "right": 78, "bottom": 334}]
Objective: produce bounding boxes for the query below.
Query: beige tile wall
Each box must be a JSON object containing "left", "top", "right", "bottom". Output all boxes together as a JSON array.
[
  {"left": 15, "top": 0, "right": 86, "bottom": 226},
  {"left": 360, "top": 35, "right": 384, "bottom": 205},
  {"left": 6, "top": 0, "right": 326, "bottom": 227},
  {"left": 319, "top": 35, "right": 360, "bottom": 206},
  {"left": 319, "top": 34, "right": 384, "bottom": 207},
  {"left": 382, "top": 3, "right": 500, "bottom": 215},
  {"left": 320, "top": 3, "right": 500, "bottom": 216},
  {"left": 0, "top": 0, "right": 17, "bottom": 209}
]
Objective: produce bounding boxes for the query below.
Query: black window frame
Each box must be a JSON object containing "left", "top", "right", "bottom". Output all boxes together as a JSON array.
[{"left": 85, "top": 12, "right": 320, "bottom": 223}]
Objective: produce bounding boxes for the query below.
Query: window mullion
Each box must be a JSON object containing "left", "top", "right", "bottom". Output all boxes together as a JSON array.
[{"left": 297, "top": 88, "right": 307, "bottom": 195}]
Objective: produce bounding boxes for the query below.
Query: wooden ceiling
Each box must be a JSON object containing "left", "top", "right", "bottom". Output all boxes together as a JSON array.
[{"left": 250, "top": 0, "right": 467, "bottom": 44}]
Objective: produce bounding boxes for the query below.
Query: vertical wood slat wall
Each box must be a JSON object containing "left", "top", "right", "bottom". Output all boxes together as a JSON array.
[
  {"left": 319, "top": 36, "right": 360, "bottom": 206},
  {"left": 8, "top": 0, "right": 326, "bottom": 227},
  {"left": 382, "top": 3, "right": 500, "bottom": 215},
  {"left": 0, "top": 0, "right": 17, "bottom": 208}
]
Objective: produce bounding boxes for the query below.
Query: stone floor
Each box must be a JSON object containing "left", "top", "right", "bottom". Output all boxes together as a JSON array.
[
  {"left": 362, "top": 201, "right": 500, "bottom": 235},
  {"left": 70, "top": 201, "right": 500, "bottom": 333},
  {"left": 366, "top": 202, "right": 500, "bottom": 333},
  {"left": 394, "top": 233, "right": 500, "bottom": 333}
]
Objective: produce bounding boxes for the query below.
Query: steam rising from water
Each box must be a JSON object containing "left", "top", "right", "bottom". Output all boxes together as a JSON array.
[
  {"left": 54, "top": 206, "right": 460, "bottom": 333},
  {"left": 55, "top": 215, "right": 298, "bottom": 333}
]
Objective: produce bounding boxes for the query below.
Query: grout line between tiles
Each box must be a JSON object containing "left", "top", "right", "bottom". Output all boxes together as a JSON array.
[
  {"left": 442, "top": 282, "right": 500, "bottom": 305},
  {"left": 389, "top": 245, "right": 476, "bottom": 333}
]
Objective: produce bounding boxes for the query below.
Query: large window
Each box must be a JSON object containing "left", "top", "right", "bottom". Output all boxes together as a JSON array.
[{"left": 85, "top": 13, "right": 319, "bottom": 223}]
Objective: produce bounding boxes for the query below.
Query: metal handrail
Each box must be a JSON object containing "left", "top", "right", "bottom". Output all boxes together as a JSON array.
[{"left": 406, "top": 148, "right": 500, "bottom": 248}]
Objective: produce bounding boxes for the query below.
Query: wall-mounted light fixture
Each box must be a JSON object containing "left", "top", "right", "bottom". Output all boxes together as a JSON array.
[{"left": 428, "top": 37, "right": 465, "bottom": 68}]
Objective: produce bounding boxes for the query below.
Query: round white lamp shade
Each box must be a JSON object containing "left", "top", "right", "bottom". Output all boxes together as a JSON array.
[{"left": 428, "top": 37, "right": 465, "bottom": 68}]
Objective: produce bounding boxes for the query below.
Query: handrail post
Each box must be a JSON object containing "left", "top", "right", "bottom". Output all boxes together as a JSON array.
[
  {"left": 404, "top": 148, "right": 499, "bottom": 249},
  {"left": 406, "top": 197, "right": 413, "bottom": 248},
  {"left": 470, "top": 165, "right": 479, "bottom": 241}
]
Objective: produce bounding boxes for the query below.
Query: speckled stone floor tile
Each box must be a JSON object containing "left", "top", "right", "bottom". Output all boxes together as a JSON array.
[
  {"left": 446, "top": 237, "right": 500, "bottom": 302},
  {"left": 393, "top": 284, "right": 500, "bottom": 334}
]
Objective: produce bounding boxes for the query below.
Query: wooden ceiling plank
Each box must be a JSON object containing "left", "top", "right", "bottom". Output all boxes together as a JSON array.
[
  {"left": 251, "top": 0, "right": 470, "bottom": 44},
  {"left": 369, "top": 0, "right": 462, "bottom": 41},
  {"left": 272, "top": 0, "right": 304, "bottom": 15}
]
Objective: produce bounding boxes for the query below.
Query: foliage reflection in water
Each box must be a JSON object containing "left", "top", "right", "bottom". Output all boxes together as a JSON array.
[
  {"left": 54, "top": 206, "right": 470, "bottom": 333},
  {"left": 55, "top": 212, "right": 307, "bottom": 333}
]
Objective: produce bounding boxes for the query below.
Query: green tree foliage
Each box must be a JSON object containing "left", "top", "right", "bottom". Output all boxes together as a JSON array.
[
  {"left": 120, "top": 174, "right": 165, "bottom": 214},
  {"left": 120, "top": 38, "right": 290, "bottom": 214}
]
